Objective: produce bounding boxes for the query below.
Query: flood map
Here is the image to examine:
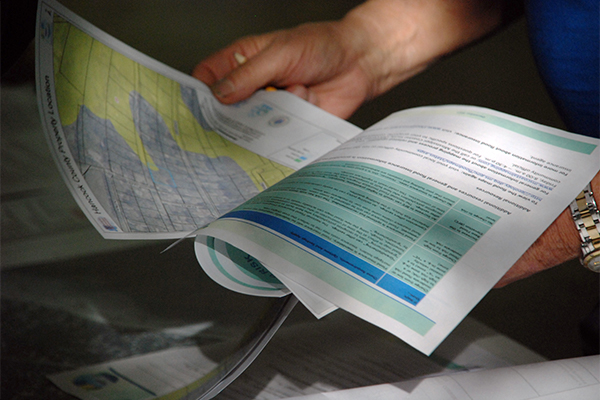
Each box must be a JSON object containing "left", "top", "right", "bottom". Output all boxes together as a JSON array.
[{"left": 51, "top": 16, "right": 293, "bottom": 235}]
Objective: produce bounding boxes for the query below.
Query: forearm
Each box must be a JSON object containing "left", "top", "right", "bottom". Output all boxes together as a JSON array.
[
  {"left": 495, "top": 171, "right": 600, "bottom": 287},
  {"left": 340, "top": 0, "right": 523, "bottom": 99}
]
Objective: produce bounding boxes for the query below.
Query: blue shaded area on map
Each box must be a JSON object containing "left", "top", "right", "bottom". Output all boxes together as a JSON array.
[
  {"left": 180, "top": 85, "right": 212, "bottom": 131},
  {"left": 62, "top": 88, "right": 260, "bottom": 234}
]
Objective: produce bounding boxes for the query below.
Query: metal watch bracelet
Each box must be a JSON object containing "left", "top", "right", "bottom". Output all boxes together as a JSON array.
[{"left": 570, "top": 184, "right": 600, "bottom": 272}]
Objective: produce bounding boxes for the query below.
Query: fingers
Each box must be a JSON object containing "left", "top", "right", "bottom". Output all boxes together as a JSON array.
[
  {"left": 192, "top": 44, "right": 248, "bottom": 85},
  {"left": 286, "top": 85, "right": 318, "bottom": 105},
  {"left": 301, "top": 79, "right": 367, "bottom": 119},
  {"left": 192, "top": 22, "right": 373, "bottom": 117},
  {"left": 193, "top": 33, "right": 281, "bottom": 104}
]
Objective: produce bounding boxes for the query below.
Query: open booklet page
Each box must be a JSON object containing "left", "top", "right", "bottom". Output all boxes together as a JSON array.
[
  {"left": 195, "top": 105, "right": 600, "bottom": 354},
  {"left": 195, "top": 235, "right": 338, "bottom": 318},
  {"left": 36, "top": 0, "right": 361, "bottom": 240}
]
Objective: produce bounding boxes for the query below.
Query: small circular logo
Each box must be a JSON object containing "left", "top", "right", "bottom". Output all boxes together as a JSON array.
[{"left": 268, "top": 116, "right": 290, "bottom": 127}]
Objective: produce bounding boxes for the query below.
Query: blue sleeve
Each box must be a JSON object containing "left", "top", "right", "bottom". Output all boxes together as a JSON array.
[{"left": 525, "top": 0, "right": 599, "bottom": 137}]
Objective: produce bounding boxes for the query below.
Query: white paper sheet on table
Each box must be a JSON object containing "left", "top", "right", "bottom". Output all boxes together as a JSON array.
[
  {"left": 284, "top": 355, "right": 600, "bottom": 400},
  {"left": 49, "top": 316, "right": 546, "bottom": 400}
]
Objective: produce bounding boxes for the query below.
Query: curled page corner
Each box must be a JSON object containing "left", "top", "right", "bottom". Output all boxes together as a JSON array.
[{"left": 268, "top": 267, "right": 338, "bottom": 318}]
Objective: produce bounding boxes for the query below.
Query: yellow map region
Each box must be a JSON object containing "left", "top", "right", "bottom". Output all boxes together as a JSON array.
[{"left": 51, "top": 16, "right": 293, "bottom": 190}]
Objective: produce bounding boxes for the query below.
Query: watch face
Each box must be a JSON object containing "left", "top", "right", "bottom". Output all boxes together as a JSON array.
[{"left": 584, "top": 252, "right": 600, "bottom": 273}]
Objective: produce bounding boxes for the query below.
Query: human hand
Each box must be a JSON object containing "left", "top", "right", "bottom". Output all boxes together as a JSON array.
[
  {"left": 494, "top": 171, "right": 600, "bottom": 287},
  {"left": 193, "top": 0, "right": 517, "bottom": 119},
  {"left": 192, "top": 0, "right": 461, "bottom": 119},
  {"left": 192, "top": 22, "right": 370, "bottom": 118},
  {"left": 193, "top": 21, "right": 394, "bottom": 119}
]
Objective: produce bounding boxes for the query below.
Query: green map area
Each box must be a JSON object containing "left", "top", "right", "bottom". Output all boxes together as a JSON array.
[{"left": 52, "top": 16, "right": 293, "bottom": 233}]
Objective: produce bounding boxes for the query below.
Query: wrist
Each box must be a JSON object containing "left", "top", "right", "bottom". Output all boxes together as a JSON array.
[
  {"left": 572, "top": 177, "right": 600, "bottom": 271},
  {"left": 495, "top": 172, "right": 600, "bottom": 287},
  {"left": 340, "top": 0, "right": 516, "bottom": 99},
  {"left": 340, "top": 0, "right": 434, "bottom": 98}
]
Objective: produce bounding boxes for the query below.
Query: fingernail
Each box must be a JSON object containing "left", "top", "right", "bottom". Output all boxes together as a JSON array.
[
  {"left": 234, "top": 52, "right": 247, "bottom": 65},
  {"left": 212, "top": 78, "right": 235, "bottom": 98}
]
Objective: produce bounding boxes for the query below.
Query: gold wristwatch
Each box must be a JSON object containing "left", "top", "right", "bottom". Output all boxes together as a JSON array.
[{"left": 570, "top": 184, "right": 600, "bottom": 272}]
